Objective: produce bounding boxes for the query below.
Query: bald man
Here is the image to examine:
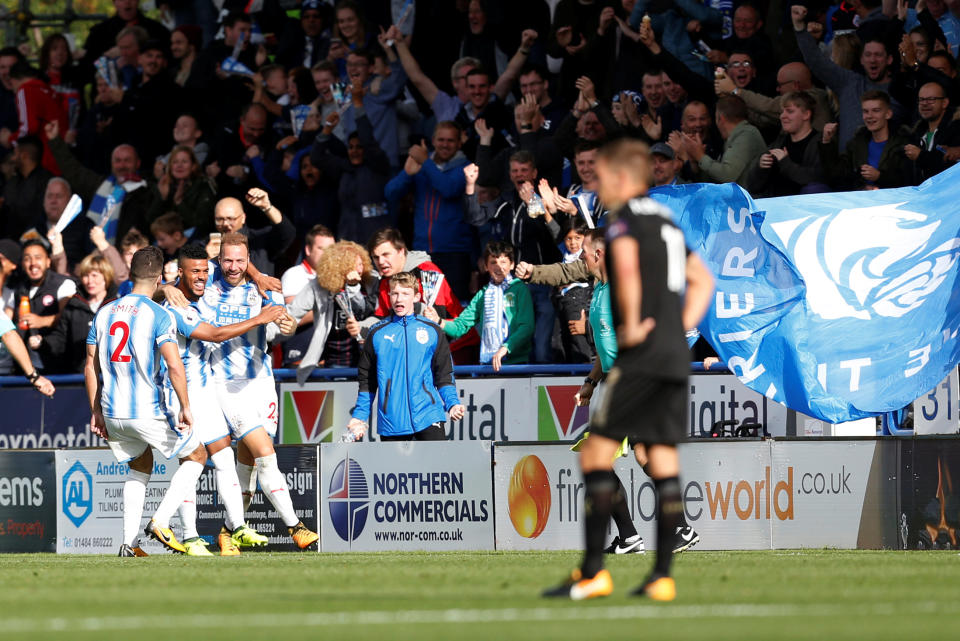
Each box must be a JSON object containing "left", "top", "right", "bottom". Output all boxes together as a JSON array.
[
  {"left": 716, "top": 62, "right": 835, "bottom": 133},
  {"left": 211, "top": 189, "right": 295, "bottom": 277}
]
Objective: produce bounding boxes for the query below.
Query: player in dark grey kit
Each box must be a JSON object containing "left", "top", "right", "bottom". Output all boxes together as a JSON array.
[{"left": 544, "top": 139, "right": 714, "bottom": 602}]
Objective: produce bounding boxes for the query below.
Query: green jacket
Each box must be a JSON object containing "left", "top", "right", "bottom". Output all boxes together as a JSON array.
[
  {"left": 443, "top": 278, "right": 534, "bottom": 363},
  {"left": 698, "top": 120, "right": 768, "bottom": 185},
  {"left": 526, "top": 260, "right": 590, "bottom": 287}
]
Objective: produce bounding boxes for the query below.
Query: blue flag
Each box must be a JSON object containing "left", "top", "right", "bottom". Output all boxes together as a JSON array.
[{"left": 650, "top": 166, "right": 960, "bottom": 423}]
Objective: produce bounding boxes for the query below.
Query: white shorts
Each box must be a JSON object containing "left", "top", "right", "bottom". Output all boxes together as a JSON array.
[
  {"left": 164, "top": 384, "right": 231, "bottom": 446},
  {"left": 216, "top": 376, "right": 279, "bottom": 440},
  {"left": 105, "top": 416, "right": 200, "bottom": 464}
]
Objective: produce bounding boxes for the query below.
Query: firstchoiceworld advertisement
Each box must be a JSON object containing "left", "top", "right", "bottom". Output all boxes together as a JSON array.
[{"left": 494, "top": 440, "right": 899, "bottom": 551}]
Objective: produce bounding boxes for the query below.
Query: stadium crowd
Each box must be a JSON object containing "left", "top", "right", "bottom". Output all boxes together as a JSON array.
[{"left": 2, "top": 0, "right": 960, "bottom": 376}]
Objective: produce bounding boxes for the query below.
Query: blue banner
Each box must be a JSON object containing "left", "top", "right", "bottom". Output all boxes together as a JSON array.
[{"left": 651, "top": 166, "right": 960, "bottom": 423}]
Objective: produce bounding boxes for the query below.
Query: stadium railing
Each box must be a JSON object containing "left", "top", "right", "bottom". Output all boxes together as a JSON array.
[{"left": 0, "top": 362, "right": 732, "bottom": 387}]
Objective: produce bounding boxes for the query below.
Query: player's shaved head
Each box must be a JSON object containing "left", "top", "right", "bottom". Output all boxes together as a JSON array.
[
  {"left": 597, "top": 140, "right": 651, "bottom": 181},
  {"left": 596, "top": 139, "right": 652, "bottom": 209},
  {"left": 130, "top": 246, "right": 164, "bottom": 282}
]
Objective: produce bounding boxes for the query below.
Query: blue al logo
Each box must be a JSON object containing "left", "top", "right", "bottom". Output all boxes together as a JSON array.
[
  {"left": 328, "top": 456, "right": 369, "bottom": 542},
  {"left": 62, "top": 460, "right": 93, "bottom": 527}
]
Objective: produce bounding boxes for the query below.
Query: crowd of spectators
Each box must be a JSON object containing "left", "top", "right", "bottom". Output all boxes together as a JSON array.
[{"left": 2, "top": 0, "right": 960, "bottom": 376}]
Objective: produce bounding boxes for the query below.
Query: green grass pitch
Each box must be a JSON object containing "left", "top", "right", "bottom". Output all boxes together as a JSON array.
[{"left": 2, "top": 550, "right": 960, "bottom": 640}]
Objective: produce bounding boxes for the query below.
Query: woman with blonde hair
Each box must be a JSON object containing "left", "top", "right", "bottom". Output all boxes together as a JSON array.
[
  {"left": 32, "top": 253, "right": 116, "bottom": 373},
  {"left": 146, "top": 145, "right": 217, "bottom": 238},
  {"left": 287, "top": 241, "right": 377, "bottom": 379}
]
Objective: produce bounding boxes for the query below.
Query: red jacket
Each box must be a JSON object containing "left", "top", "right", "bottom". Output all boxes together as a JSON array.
[
  {"left": 14, "top": 78, "right": 68, "bottom": 175},
  {"left": 374, "top": 259, "right": 462, "bottom": 317}
]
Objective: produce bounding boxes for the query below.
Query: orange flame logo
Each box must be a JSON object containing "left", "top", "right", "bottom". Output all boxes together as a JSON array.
[{"left": 508, "top": 455, "right": 551, "bottom": 538}]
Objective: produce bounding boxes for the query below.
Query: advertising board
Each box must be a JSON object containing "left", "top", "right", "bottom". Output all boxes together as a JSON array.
[
  {"left": 280, "top": 373, "right": 788, "bottom": 443},
  {"left": 55, "top": 450, "right": 179, "bottom": 554},
  {"left": 494, "top": 440, "right": 897, "bottom": 550},
  {"left": 319, "top": 441, "right": 493, "bottom": 551},
  {"left": 0, "top": 451, "right": 56, "bottom": 552}
]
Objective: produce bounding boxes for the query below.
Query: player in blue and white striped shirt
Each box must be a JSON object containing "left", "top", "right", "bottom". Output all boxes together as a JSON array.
[
  {"left": 199, "top": 232, "right": 319, "bottom": 549},
  {"left": 163, "top": 243, "right": 288, "bottom": 555},
  {"left": 84, "top": 246, "right": 207, "bottom": 557}
]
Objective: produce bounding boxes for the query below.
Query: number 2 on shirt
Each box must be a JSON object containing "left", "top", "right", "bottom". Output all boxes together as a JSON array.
[{"left": 109, "top": 321, "right": 132, "bottom": 363}]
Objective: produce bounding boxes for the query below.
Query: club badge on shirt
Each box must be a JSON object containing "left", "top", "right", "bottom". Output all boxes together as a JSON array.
[{"left": 416, "top": 328, "right": 429, "bottom": 345}]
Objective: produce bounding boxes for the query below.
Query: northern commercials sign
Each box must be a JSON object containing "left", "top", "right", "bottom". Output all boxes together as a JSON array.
[{"left": 319, "top": 441, "right": 493, "bottom": 551}]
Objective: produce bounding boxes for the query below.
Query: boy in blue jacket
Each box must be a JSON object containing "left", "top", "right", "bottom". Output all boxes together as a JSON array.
[{"left": 346, "top": 272, "right": 466, "bottom": 441}]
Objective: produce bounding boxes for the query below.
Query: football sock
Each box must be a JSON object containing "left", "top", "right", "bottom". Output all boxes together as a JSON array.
[
  {"left": 154, "top": 460, "right": 204, "bottom": 529},
  {"left": 256, "top": 454, "right": 300, "bottom": 527},
  {"left": 644, "top": 464, "right": 689, "bottom": 528},
  {"left": 581, "top": 470, "right": 618, "bottom": 579},
  {"left": 654, "top": 476, "right": 683, "bottom": 577},
  {"left": 611, "top": 474, "right": 638, "bottom": 539},
  {"left": 236, "top": 461, "right": 257, "bottom": 513},
  {"left": 211, "top": 448, "right": 245, "bottom": 530},
  {"left": 179, "top": 484, "right": 199, "bottom": 540},
  {"left": 123, "top": 469, "right": 150, "bottom": 547}
]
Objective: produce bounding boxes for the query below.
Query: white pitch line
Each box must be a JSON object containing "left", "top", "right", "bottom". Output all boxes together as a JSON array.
[{"left": 1, "top": 602, "right": 958, "bottom": 633}]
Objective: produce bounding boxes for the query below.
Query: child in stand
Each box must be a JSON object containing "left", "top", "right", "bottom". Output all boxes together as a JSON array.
[
  {"left": 424, "top": 241, "right": 534, "bottom": 371},
  {"left": 553, "top": 218, "right": 594, "bottom": 363}
]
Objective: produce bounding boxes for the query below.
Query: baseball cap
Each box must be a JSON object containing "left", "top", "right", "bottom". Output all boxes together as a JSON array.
[
  {"left": 650, "top": 142, "right": 675, "bottom": 160},
  {"left": 0, "top": 239, "right": 22, "bottom": 266},
  {"left": 302, "top": 0, "right": 322, "bottom": 11}
]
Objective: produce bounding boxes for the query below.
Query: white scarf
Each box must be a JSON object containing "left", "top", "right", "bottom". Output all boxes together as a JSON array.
[{"left": 480, "top": 276, "right": 513, "bottom": 363}]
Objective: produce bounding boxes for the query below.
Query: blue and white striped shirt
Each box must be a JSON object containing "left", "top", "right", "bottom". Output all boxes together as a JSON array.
[
  {"left": 86, "top": 294, "right": 177, "bottom": 419},
  {"left": 163, "top": 300, "right": 214, "bottom": 391},
  {"left": 199, "top": 273, "right": 280, "bottom": 381}
]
